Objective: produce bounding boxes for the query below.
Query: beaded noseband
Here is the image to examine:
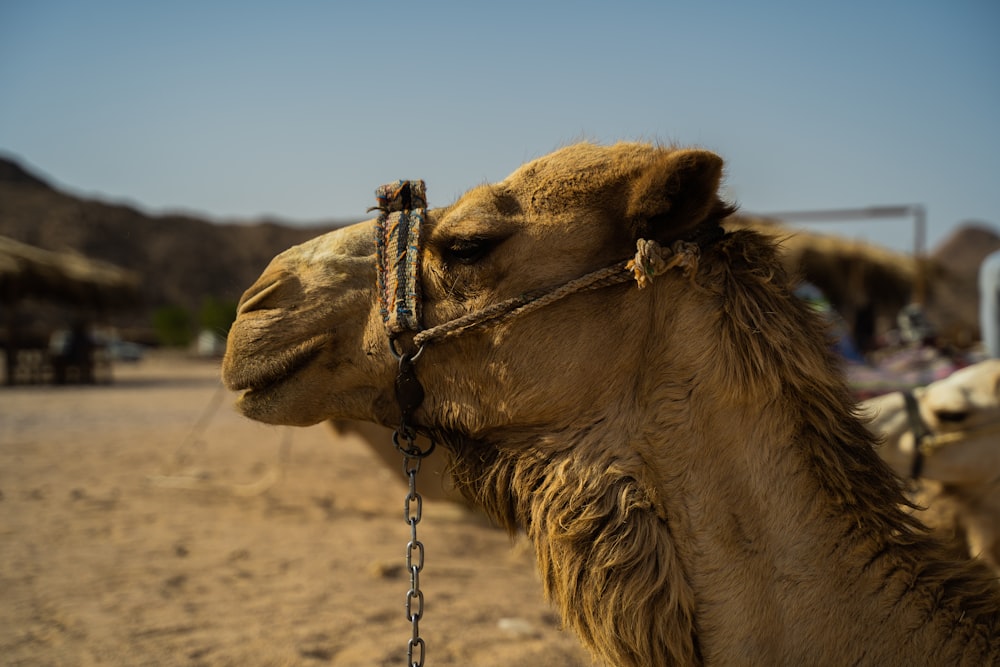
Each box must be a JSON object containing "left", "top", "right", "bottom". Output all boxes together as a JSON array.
[{"left": 373, "top": 180, "right": 426, "bottom": 344}]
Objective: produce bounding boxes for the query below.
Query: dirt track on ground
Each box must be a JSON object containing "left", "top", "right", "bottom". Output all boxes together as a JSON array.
[{"left": 0, "top": 353, "right": 592, "bottom": 666}]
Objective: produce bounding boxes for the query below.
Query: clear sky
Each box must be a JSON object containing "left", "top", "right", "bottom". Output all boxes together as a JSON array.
[{"left": 1, "top": 1, "right": 997, "bottom": 254}]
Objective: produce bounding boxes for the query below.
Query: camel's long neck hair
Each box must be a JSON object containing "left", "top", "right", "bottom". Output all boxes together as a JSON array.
[
  {"left": 440, "top": 229, "right": 999, "bottom": 667},
  {"left": 444, "top": 431, "right": 699, "bottom": 666},
  {"left": 706, "top": 230, "right": 914, "bottom": 528}
]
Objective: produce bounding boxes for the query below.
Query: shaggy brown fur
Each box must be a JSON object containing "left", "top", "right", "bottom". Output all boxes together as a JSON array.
[{"left": 223, "top": 142, "right": 1000, "bottom": 665}]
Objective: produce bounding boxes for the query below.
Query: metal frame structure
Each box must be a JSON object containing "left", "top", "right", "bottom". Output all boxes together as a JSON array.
[{"left": 762, "top": 205, "right": 927, "bottom": 303}]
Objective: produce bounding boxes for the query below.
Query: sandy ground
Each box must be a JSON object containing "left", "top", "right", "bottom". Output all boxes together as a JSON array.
[{"left": 0, "top": 353, "right": 593, "bottom": 666}]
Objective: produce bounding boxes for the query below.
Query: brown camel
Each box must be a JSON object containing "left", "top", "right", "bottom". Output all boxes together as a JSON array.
[{"left": 223, "top": 142, "right": 1000, "bottom": 666}]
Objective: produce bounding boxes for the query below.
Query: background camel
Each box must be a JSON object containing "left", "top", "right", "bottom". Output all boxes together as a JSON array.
[
  {"left": 863, "top": 359, "right": 1000, "bottom": 572},
  {"left": 224, "top": 142, "right": 1000, "bottom": 665}
]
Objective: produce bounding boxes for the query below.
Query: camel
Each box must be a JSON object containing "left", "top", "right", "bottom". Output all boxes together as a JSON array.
[
  {"left": 223, "top": 142, "right": 1000, "bottom": 666},
  {"left": 862, "top": 359, "right": 1000, "bottom": 572}
]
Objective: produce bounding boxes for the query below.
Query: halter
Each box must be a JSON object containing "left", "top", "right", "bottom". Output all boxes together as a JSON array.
[
  {"left": 371, "top": 178, "right": 714, "bottom": 424},
  {"left": 900, "top": 388, "right": 1000, "bottom": 480},
  {"left": 902, "top": 390, "right": 932, "bottom": 479},
  {"left": 370, "top": 180, "right": 431, "bottom": 667},
  {"left": 374, "top": 180, "right": 426, "bottom": 343},
  {"left": 370, "top": 179, "right": 713, "bottom": 667}
]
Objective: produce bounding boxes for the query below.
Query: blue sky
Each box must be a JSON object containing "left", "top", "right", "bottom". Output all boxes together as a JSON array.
[{"left": 1, "top": 1, "right": 997, "bottom": 254}]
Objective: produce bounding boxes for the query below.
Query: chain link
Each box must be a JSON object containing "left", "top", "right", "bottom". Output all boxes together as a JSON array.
[
  {"left": 389, "top": 344, "right": 433, "bottom": 666},
  {"left": 397, "top": 428, "right": 429, "bottom": 667}
]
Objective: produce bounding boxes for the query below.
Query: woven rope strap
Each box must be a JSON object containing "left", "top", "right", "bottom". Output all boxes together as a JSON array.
[
  {"left": 413, "top": 239, "right": 701, "bottom": 348},
  {"left": 374, "top": 180, "right": 427, "bottom": 337}
]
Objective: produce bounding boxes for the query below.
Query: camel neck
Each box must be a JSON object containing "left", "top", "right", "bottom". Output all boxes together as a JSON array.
[
  {"left": 445, "top": 391, "right": 1000, "bottom": 666},
  {"left": 648, "top": 410, "right": 998, "bottom": 663},
  {"left": 440, "top": 230, "right": 1000, "bottom": 666}
]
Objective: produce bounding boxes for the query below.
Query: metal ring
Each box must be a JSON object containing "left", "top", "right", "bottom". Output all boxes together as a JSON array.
[{"left": 389, "top": 337, "right": 425, "bottom": 363}]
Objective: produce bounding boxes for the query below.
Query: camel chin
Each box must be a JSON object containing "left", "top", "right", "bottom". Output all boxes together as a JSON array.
[
  {"left": 234, "top": 375, "right": 322, "bottom": 427},
  {"left": 223, "top": 325, "right": 379, "bottom": 428},
  {"left": 230, "top": 359, "right": 389, "bottom": 428},
  {"left": 225, "top": 353, "right": 328, "bottom": 427}
]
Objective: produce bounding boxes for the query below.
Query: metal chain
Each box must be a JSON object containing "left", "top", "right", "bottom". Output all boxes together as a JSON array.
[{"left": 395, "top": 426, "right": 430, "bottom": 667}]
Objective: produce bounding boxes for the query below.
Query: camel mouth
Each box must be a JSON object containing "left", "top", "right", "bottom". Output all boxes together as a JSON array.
[{"left": 223, "top": 335, "right": 328, "bottom": 395}]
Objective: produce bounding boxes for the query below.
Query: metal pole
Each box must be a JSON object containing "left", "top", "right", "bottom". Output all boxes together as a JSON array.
[
  {"left": 913, "top": 205, "right": 927, "bottom": 305},
  {"left": 760, "top": 204, "right": 928, "bottom": 304}
]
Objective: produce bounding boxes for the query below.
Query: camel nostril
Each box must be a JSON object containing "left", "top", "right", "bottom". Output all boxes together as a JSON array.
[
  {"left": 238, "top": 279, "right": 283, "bottom": 314},
  {"left": 237, "top": 270, "right": 301, "bottom": 315}
]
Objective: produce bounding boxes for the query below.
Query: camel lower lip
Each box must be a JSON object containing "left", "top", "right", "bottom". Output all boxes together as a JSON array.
[
  {"left": 234, "top": 386, "right": 292, "bottom": 424},
  {"left": 233, "top": 362, "right": 305, "bottom": 418},
  {"left": 224, "top": 337, "right": 326, "bottom": 394},
  {"left": 234, "top": 385, "right": 278, "bottom": 414}
]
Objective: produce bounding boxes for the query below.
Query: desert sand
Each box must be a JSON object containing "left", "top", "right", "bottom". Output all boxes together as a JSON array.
[{"left": 0, "top": 353, "right": 592, "bottom": 666}]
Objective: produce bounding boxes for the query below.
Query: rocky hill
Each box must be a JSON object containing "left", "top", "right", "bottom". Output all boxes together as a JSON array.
[
  {"left": 2, "top": 154, "right": 997, "bottom": 348},
  {"left": 928, "top": 223, "right": 1000, "bottom": 346},
  {"left": 0, "top": 155, "right": 352, "bottom": 339}
]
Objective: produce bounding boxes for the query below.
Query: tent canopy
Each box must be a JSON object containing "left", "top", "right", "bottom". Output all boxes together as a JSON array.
[{"left": 0, "top": 235, "right": 141, "bottom": 309}]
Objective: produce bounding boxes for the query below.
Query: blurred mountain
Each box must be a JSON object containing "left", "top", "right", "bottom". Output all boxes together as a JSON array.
[
  {"left": 932, "top": 223, "right": 1000, "bottom": 274},
  {"left": 928, "top": 223, "right": 1000, "bottom": 346},
  {"left": 0, "top": 155, "right": 351, "bottom": 337},
  {"left": 2, "top": 154, "right": 995, "bottom": 349}
]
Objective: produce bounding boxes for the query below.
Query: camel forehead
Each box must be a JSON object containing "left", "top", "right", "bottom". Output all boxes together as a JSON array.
[
  {"left": 446, "top": 141, "right": 667, "bottom": 223},
  {"left": 508, "top": 141, "right": 664, "bottom": 183},
  {"left": 444, "top": 184, "right": 523, "bottom": 226}
]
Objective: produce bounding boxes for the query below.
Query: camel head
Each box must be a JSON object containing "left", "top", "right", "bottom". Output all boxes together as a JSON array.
[
  {"left": 223, "top": 143, "right": 743, "bottom": 665},
  {"left": 864, "top": 359, "right": 1000, "bottom": 485},
  {"left": 222, "top": 142, "right": 733, "bottom": 435},
  {"left": 918, "top": 360, "right": 1000, "bottom": 482}
]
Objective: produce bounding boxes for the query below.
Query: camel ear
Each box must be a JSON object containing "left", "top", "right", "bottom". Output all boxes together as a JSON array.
[{"left": 625, "top": 149, "right": 727, "bottom": 243}]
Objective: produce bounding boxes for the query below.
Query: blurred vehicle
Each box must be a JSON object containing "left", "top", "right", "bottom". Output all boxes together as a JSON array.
[
  {"left": 106, "top": 338, "right": 146, "bottom": 362},
  {"left": 50, "top": 326, "right": 146, "bottom": 366}
]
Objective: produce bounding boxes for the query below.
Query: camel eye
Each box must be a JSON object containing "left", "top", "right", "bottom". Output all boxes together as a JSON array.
[
  {"left": 443, "top": 237, "right": 498, "bottom": 265},
  {"left": 935, "top": 410, "right": 969, "bottom": 424}
]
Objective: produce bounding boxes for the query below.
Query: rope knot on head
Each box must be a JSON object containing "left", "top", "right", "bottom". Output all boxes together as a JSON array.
[{"left": 626, "top": 239, "right": 701, "bottom": 289}]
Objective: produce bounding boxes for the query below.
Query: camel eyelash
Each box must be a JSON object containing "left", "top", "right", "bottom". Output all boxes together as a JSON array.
[{"left": 442, "top": 236, "right": 503, "bottom": 265}]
